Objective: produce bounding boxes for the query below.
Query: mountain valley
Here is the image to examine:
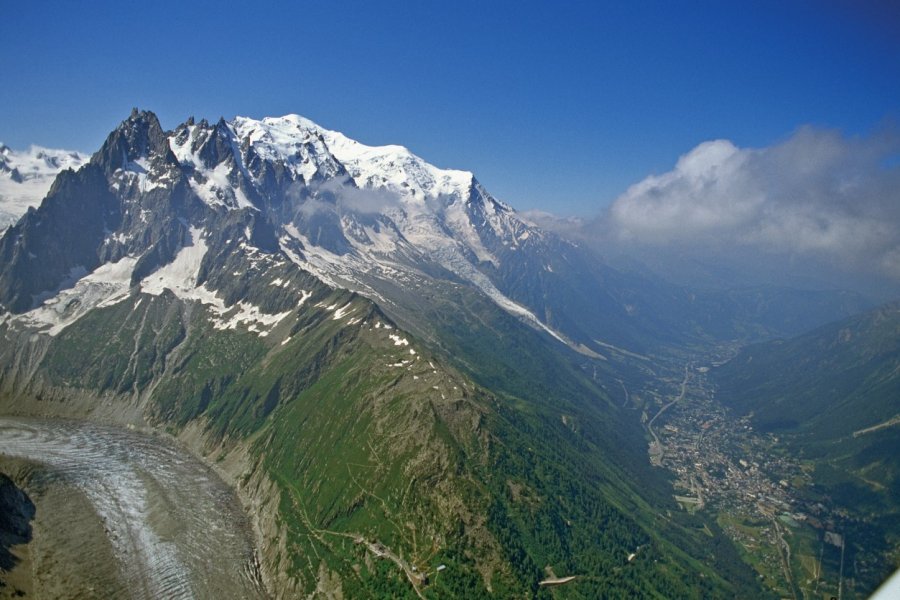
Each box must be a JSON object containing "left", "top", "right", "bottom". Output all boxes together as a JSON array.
[{"left": 0, "top": 109, "right": 895, "bottom": 599}]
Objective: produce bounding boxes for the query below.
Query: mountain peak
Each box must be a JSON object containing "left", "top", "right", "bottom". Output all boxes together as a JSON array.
[
  {"left": 93, "top": 109, "right": 172, "bottom": 175},
  {"left": 231, "top": 114, "right": 475, "bottom": 201}
]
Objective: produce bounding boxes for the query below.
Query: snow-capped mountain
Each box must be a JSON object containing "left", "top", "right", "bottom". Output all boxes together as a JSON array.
[
  {"left": 0, "top": 110, "right": 862, "bottom": 358},
  {"left": 229, "top": 114, "right": 571, "bottom": 343},
  {"left": 0, "top": 143, "right": 88, "bottom": 231},
  {"left": 0, "top": 110, "right": 609, "bottom": 352}
]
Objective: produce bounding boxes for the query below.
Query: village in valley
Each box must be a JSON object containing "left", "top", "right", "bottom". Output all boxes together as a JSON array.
[{"left": 636, "top": 353, "right": 876, "bottom": 600}]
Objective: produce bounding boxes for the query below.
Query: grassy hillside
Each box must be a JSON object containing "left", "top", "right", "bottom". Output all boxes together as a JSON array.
[{"left": 0, "top": 278, "right": 770, "bottom": 597}]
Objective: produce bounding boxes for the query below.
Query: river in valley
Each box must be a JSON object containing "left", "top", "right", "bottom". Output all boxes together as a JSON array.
[{"left": 0, "top": 417, "right": 267, "bottom": 599}]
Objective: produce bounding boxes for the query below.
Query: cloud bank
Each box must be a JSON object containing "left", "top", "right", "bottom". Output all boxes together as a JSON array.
[{"left": 602, "top": 126, "right": 900, "bottom": 287}]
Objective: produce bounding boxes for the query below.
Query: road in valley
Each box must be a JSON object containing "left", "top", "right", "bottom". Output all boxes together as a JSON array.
[{"left": 647, "top": 364, "right": 691, "bottom": 463}]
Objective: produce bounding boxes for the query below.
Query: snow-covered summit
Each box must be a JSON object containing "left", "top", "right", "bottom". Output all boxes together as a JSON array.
[
  {"left": 1, "top": 110, "right": 575, "bottom": 352},
  {"left": 0, "top": 144, "right": 88, "bottom": 230},
  {"left": 232, "top": 114, "right": 475, "bottom": 202}
]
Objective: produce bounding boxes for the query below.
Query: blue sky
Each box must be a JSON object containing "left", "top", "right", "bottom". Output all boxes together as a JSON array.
[{"left": 1, "top": 0, "right": 898, "bottom": 215}]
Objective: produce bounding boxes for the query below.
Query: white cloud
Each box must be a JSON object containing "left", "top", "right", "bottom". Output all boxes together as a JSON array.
[
  {"left": 605, "top": 126, "right": 900, "bottom": 282},
  {"left": 286, "top": 175, "right": 402, "bottom": 218}
]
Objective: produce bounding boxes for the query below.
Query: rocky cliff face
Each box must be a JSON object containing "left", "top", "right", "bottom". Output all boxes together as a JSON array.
[{"left": 0, "top": 472, "right": 34, "bottom": 561}]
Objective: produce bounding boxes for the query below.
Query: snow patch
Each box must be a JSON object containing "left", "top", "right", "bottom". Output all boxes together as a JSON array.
[
  {"left": 141, "top": 227, "right": 208, "bottom": 297},
  {"left": 123, "top": 157, "right": 165, "bottom": 193},
  {"left": 18, "top": 257, "right": 137, "bottom": 335},
  {"left": 188, "top": 161, "right": 254, "bottom": 209},
  {"left": 212, "top": 301, "right": 292, "bottom": 335},
  {"left": 332, "top": 301, "right": 355, "bottom": 319},
  {"left": 388, "top": 334, "right": 409, "bottom": 347},
  {"left": 139, "top": 227, "right": 293, "bottom": 336}
]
